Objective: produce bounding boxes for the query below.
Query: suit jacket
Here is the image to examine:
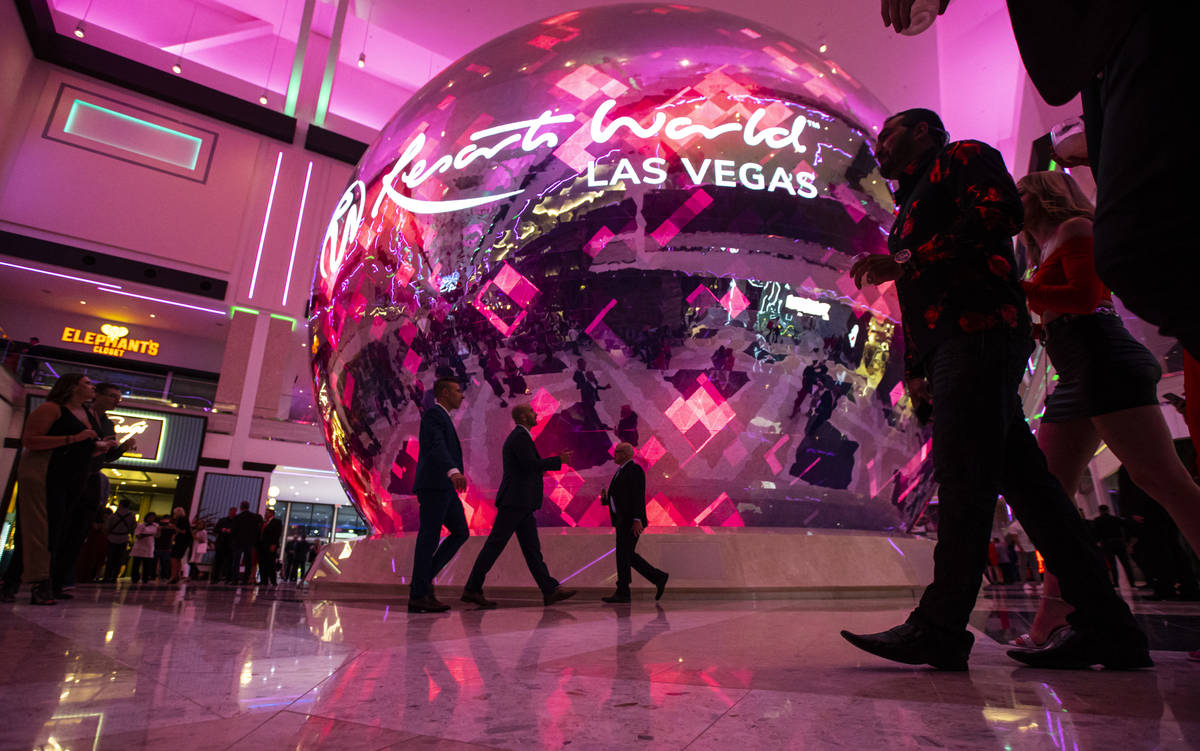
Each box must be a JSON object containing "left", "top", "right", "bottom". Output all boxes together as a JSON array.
[
  {"left": 495, "top": 426, "right": 561, "bottom": 511},
  {"left": 604, "top": 460, "right": 648, "bottom": 528},
  {"left": 260, "top": 517, "right": 283, "bottom": 549},
  {"left": 232, "top": 511, "right": 263, "bottom": 547},
  {"left": 1006, "top": 0, "right": 1140, "bottom": 105},
  {"left": 412, "top": 404, "right": 464, "bottom": 493}
]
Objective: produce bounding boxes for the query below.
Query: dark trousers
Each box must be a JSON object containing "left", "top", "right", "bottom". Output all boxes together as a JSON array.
[
  {"left": 1085, "top": 12, "right": 1198, "bottom": 360},
  {"left": 910, "top": 332, "right": 1140, "bottom": 641},
  {"left": 53, "top": 476, "right": 101, "bottom": 588},
  {"left": 1100, "top": 541, "right": 1137, "bottom": 586},
  {"left": 103, "top": 542, "right": 128, "bottom": 581},
  {"left": 258, "top": 545, "right": 278, "bottom": 585},
  {"left": 210, "top": 541, "right": 234, "bottom": 582},
  {"left": 155, "top": 549, "right": 172, "bottom": 580},
  {"left": 129, "top": 556, "right": 154, "bottom": 583},
  {"left": 614, "top": 524, "right": 665, "bottom": 593},
  {"left": 410, "top": 489, "right": 469, "bottom": 598},
  {"left": 465, "top": 506, "right": 559, "bottom": 595},
  {"left": 232, "top": 544, "right": 255, "bottom": 582}
]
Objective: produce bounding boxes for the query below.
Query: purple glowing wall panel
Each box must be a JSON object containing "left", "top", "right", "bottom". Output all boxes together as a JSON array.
[{"left": 309, "top": 4, "right": 934, "bottom": 536}]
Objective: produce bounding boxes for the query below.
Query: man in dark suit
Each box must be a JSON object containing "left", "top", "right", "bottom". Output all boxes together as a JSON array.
[
  {"left": 844, "top": 108, "right": 1147, "bottom": 671},
  {"left": 258, "top": 509, "right": 284, "bottom": 586},
  {"left": 210, "top": 507, "right": 237, "bottom": 583},
  {"left": 601, "top": 442, "right": 667, "bottom": 603},
  {"left": 461, "top": 404, "right": 577, "bottom": 608},
  {"left": 231, "top": 501, "right": 263, "bottom": 584},
  {"left": 409, "top": 378, "right": 471, "bottom": 613}
]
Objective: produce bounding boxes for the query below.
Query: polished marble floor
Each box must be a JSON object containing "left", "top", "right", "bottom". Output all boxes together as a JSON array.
[{"left": 0, "top": 582, "right": 1197, "bottom": 750}]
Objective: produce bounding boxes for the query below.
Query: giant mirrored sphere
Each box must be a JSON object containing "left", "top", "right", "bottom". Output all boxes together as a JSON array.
[{"left": 309, "top": 3, "right": 935, "bottom": 536}]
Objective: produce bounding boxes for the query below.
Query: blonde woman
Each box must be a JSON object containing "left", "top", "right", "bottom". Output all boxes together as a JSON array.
[{"left": 1013, "top": 171, "right": 1200, "bottom": 648}]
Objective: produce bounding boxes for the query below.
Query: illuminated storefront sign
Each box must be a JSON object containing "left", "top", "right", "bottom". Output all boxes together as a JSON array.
[
  {"left": 320, "top": 97, "right": 825, "bottom": 285},
  {"left": 61, "top": 323, "right": 160, "bottom": 357},
  {"left": 108, "top": 412, "right": 166, "bottom": 461}
]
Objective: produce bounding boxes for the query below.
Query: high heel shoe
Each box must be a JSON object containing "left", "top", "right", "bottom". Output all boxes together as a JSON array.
[
  {"left": 30, "top": 581, "right": 57, "bottom": 606},
  {"left": 1009, "top": 623, "right": 1068, "bottom": 649}
]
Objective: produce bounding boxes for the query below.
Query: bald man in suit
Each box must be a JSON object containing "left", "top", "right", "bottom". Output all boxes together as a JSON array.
[
  {"left": 460, "top": 404, "right": 577, "bottom": 608},
  {"left": 601, "top": 442, "right": 668, "bottom": 603}
]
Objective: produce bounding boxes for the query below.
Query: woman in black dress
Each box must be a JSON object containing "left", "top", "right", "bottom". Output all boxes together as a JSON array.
[{"left": 0, "top": 374, "right": 108, "bottom": 604}]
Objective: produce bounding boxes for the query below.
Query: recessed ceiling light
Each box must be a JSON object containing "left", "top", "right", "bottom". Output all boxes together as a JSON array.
[
  {"left": 149, "top": 314, "right": 156, "bottom": 318},
  {"left": 79, "top": 300, "right": 86, "bottom": 304},
  {"left": 818, "top": 43, "right": 828, "bottom": 54}
]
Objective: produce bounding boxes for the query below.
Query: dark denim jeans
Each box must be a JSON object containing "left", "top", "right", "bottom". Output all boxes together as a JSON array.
[
  {"left": 410, "top": 490, "right": 469, "bottom": 598},
  {"left": 910, "top": 332, "right": 1141, "bottom": 642}
]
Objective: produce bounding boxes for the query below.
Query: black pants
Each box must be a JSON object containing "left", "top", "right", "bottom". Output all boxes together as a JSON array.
[
  {"left": 910, "top": 332, "right": 1140, "bottom": 642},
  {"left": 232, "top": 543, "right": 255, "bottom": 582},
  {"left": 1085, "top": 11, "right": 1198, "bottom": 360},
  {"left": 103, "top": 542, "right": 128, "bottom": 581},
  {"left": 258, "top": 545, "right": 278, "bottom": 585},
  {"left": 465, "top": 507, "right": 559, "bottom": 595},
  {"left": 410, "top": 489, "right": 469, "bottom": 598},
  {"left": 53, "top": 475, "right": 102, "bottom": 588},
  {"left": 1100, "top": 541, "right": 1137, "bottom": 586},
  {"left": 210, "top": 541, "right": 234, "bottom": 582},
  {"left": 129, "top": 556, "right": 154, "bottom": 583},
  {"left": 614, "top": 524, "right": 665, "bottom": 593}
]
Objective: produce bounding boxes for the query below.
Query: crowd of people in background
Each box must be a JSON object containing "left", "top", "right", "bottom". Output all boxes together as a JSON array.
[{"left": 0, "top": 372, "right": 321, "bottom": 604}]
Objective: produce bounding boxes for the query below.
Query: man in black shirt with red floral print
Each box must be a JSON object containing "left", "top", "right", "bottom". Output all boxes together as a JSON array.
[{"left": 842, "top": 108, "right": 1149, "bottom": 671}]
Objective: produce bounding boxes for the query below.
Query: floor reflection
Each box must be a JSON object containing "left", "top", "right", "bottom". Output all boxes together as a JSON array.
[{"left": 0, "top": 582, "right": 1194, "bottom": 749}]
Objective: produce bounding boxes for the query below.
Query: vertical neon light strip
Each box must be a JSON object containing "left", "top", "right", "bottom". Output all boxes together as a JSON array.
[
  {"left": 314, "top": 0, "right": 350, "bottom": 127},
  {"left": 285, "top": 0, "right": 317, "bottom": 117},
  {"left": 248, "top": 151, "right": 284, "bottom": 300},
  {"left": 282, "top": 160, "right": 313, "bottom": 307}
]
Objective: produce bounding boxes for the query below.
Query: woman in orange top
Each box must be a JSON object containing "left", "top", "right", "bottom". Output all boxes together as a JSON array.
[{"left": 1012, "top": 171, "right": 1200, "bottom": 648}]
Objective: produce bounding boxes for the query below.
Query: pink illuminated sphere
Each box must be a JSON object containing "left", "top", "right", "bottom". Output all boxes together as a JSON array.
[{"left": 309, "top": 4, "right": 933, "bottom": 536}]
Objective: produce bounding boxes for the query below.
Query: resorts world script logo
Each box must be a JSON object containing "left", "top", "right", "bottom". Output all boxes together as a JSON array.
[{"left": 321, "top": 97, "right": 825, "bottom": 283}]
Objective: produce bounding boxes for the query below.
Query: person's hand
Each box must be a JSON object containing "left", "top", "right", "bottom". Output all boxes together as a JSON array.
[
  {"left": 451, "top": 473, "right": 467, "bottom": 492},
  {"left": 123, "top": 438, "right": 138, "bottom": 452},
  {"left": 907, "top": 377, "right": 932, "bottom": 405},
  {"left": 881, "top": 0, "right": 949, "bottom": 33},
  {"left": 560, "top": 449, "right": 574, "bottom": 465},
  {"left": 632, "top": 520, "right": 644, "bottom": 538},
  {"left": 881, "top": 0, "right": 916, "bottom": 32},
  {"left": 850, "top": 255, "right": 903, "bottom": 289},
  {"left": 76, "top": 429, "right": 98, "bottom": 442}
]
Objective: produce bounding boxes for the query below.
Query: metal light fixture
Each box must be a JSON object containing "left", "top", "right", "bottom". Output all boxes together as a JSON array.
[
  {"left": 172, "top": 60, "right": 183, "bottom": 74},
  {"left": 357, "top": 51, "right": 366, "bottom": 68},
  {"left": 259, "top": 92, "right": 269, "bottom": 105},
  {"left": 74, "top": 23, "right": 85, "bottom": 38}
]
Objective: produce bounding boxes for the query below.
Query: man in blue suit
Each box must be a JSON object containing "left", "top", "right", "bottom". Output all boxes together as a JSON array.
[
  {"left": 460, "top": 404, "right": 577, "bottom": 608},
  {"left": 409, "top": 378, "right": 471, "bottom": 613}
]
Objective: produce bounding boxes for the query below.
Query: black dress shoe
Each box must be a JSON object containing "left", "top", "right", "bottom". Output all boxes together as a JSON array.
[
  {"left": 460, "top": 590, "right": 498, "bottom": 609},
  {"left": 407, "top": 595, "right": 451, "bottom": 613},
  {"left": 840, "top": 622, "right": 972, "bottom": 671},
  {"left": 655, "top": 573, "right": 669, "bottom": 601},
  {"left": 53, "top": 589, "right": 74, "bottom": 600},
  {"left": 602, "top": 591, "right": 631, "bottom": 603},
  {"left": 543, "top": 587, "right": 577, "bottom": 606},
  {"left": 1006, "top": 626, "right": 1153, "bottom": 670}
]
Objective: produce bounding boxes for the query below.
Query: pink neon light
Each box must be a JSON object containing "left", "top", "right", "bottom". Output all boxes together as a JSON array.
[
  {"left": 98, "top": 287, "right": 225, "bottom": 315},
  {"left": 0, "top": 260, "right": 121, "bottom": 289},
  {"left": 248, "top": 151, "right": 283, "bottom": 300},
  {"left": 282, "top": 160, "right": 313, "bottom": 307}
]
